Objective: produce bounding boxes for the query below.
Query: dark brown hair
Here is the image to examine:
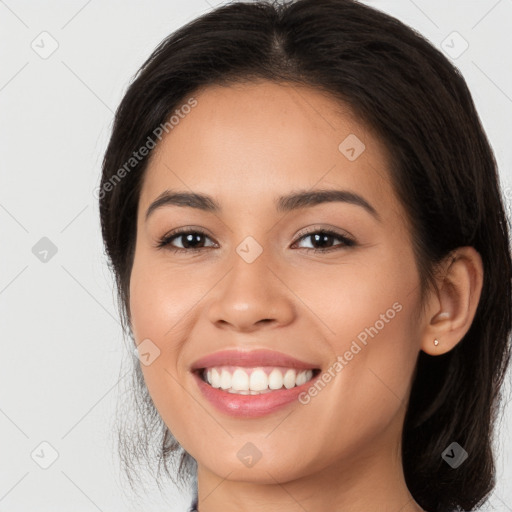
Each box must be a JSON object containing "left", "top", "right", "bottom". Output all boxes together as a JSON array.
[{"left": 98, "top": 1, "right": 512, "bottom": 510}]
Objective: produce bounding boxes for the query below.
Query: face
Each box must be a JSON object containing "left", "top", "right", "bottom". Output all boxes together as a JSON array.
[{"left": 129, "top": 81, "right": 424, "bottom": 484}]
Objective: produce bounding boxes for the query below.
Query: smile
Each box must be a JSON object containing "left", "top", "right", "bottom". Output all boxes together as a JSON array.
[{"left": 199, "top": 366, "right": 319, "bottom": 394}]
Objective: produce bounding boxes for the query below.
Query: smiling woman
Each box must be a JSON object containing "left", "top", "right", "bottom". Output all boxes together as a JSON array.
[{"left": 98, "top": 1, "right": 512, "bottom": 511}]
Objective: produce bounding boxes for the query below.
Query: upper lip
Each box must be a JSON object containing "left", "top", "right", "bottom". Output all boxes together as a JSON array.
[{"left": 190, "top": 349, "right": 320, "bottom": 371}]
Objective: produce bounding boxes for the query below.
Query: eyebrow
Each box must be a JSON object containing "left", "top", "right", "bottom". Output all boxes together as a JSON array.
[{"left": 145, "top": 188, "right": 380, "bottom": 221}]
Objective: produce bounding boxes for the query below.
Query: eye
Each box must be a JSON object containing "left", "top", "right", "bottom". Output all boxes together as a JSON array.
[
  {"left": 156, "top": 227, "right": 216, "bottom": 253},
  {"left": 156, "top": 227, "right": 356, "bottom": 254},
  {"left": 292, "top": 228, "right": 356, "bottom": 253}
]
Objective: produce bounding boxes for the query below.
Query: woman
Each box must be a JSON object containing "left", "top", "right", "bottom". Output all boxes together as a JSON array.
[{"left": 98, "top": 1, "right": 512, "bottom": 510}]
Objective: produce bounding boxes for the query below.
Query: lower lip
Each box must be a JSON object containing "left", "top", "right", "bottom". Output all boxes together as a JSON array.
[{"left": 191, "top": 370, "right": 320, "bottom": 418}]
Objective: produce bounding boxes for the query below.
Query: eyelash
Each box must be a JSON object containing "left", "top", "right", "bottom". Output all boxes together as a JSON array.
[{"left": 155, "top": 227, "right": 356, "bottom": 254}]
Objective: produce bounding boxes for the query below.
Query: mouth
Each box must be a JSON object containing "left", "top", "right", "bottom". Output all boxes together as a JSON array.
[
  {"left": 193, "top": 366, "right": 322, "bottom": 395},
  {"left": 189, "top": 349, "right": 323, "bottom": 417},
  {"left": 191, "top": 365, "right": 323, "bottom": 418}
]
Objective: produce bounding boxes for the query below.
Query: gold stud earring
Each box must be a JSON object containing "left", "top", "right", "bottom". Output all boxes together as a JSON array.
[{"left": 434, "top": 339, "right": 439, "bottom": 346}]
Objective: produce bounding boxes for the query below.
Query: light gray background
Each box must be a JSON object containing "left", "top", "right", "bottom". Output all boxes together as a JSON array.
[{"left": 1, "top": 0, "right": 511, "bottom": 510}]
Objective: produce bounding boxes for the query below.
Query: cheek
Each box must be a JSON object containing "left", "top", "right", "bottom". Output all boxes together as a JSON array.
[
  {"left": 128, "top": 251, "right": 189, "bottom": 392},
  {"left": 129, "top": 248, "right": 204, "bottom": 345},
  {"left": 128, "top": 254, "right": 199, "bottom": 447},
  {"left": 286, "top": 241, "right": 418, "bottom": 351},
  {"left": 294, "top": 245, "right": 421, "bottom": 428},
  {"left": 289, "top": 294, "right": 421, "bottom": 470}
]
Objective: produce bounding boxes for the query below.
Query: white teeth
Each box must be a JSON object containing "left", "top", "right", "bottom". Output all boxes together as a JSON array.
[
  {"left": 249, "top": 369, "right": 268, "bottom": 391},
  {"left": 202, "top": 366, "right": 315, "bottom": 393},
  {"left": 295, "top": 370, "right": 307, "bottom": 386},
  {"left": 283, "top": 369, "right": 296, "bottom": 389},
  {"left": 220, "top": 369, "right": 231, "bottom": 390},
  {"left": 210, "top": 368, "right": 220, "bottom": 388},
  {"left": 227, "top": 389, "right": 273, "bottom": 395},
  {"left": 268, "top": 368, "right": 284, "bottom": 390},
  {"left": 232, "top": 368, "right": 249, "bottom": 391}
]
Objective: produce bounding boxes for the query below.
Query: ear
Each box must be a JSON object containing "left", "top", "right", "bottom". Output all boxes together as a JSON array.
[{"left": 420, "top": 246, "right": 484, "bottom": 356}]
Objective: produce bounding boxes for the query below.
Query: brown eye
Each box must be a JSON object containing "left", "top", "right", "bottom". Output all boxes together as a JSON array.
[
  {"left": 157, "top": 229, "right": 216, "bottom": 252},
  {"left": 293, "top": 230, "right": 356, "bottom": 252}
]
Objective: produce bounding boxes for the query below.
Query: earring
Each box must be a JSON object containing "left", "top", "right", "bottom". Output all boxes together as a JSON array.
[{"left": 434, "top": 339, "right": 439, "bottom": 346}]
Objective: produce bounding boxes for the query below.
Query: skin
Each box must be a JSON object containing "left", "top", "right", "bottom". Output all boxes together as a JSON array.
[{"left": 129, "top": 80, "right": 483, "bottom": 512}]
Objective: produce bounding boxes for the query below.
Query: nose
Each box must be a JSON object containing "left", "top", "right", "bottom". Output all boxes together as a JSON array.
[{"left": 206, "top": 248, "right": 296, "bottom": 333}]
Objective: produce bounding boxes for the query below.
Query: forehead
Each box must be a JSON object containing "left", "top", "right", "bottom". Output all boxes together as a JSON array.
[{"left": 139, "top": 81, "right": 400, "bottom": 222}]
